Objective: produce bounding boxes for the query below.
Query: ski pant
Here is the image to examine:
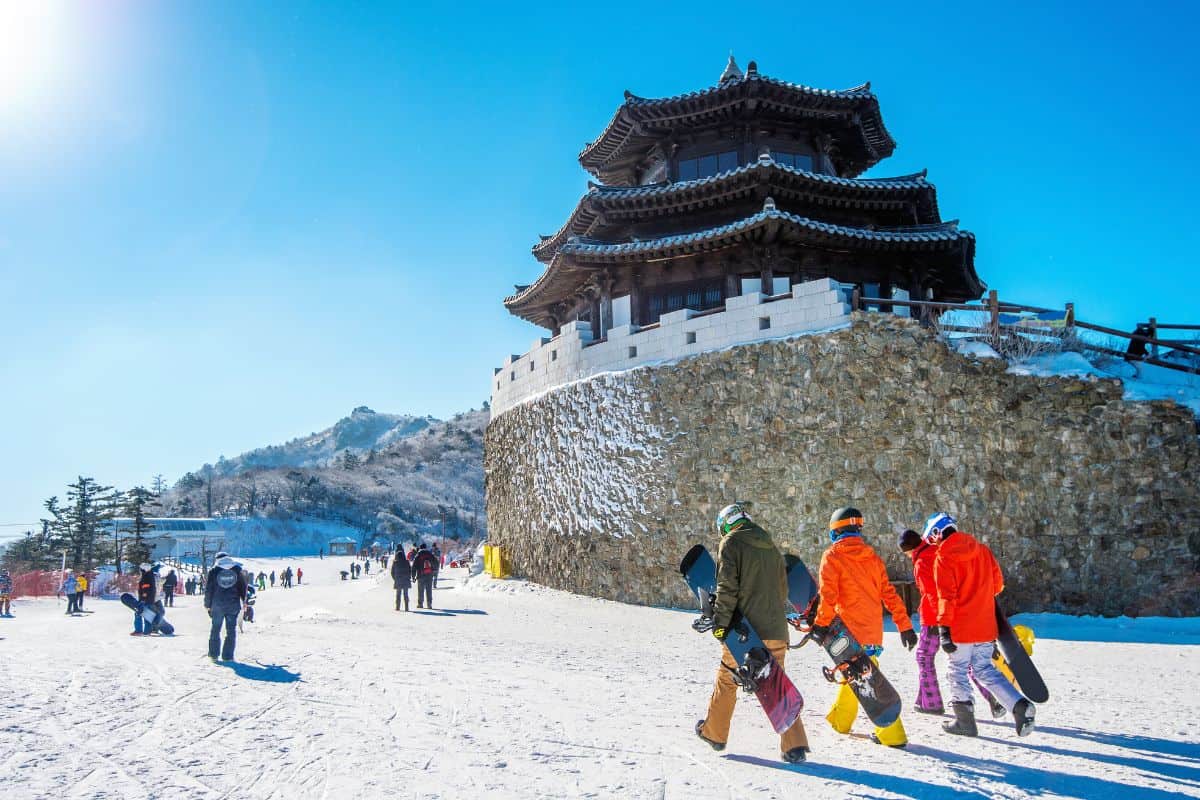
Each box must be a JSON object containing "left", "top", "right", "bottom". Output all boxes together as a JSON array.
[
  {"left": 66, "top": 593, "right": 77, "bottom": 613},
  {"left": 134, "top": 610, "right": 151, "bottom": 634},
  {"left": 947, "top": 642, "right": 1024, "bottom": 711},
  {"left": 209, "top": 609, "right": 239, "bottom": 660},
  {"left": 701, "top": 639, "right": 808, "bottom": 753},
  {"left": 826, "top": 656, "right": 907, "bottom": 746},
  {"left": 395, "top": 588, "right": 409, "bottom": 610},
  {"left": 916, "top": 626, "right": 1001, "bottom": 712},
  {"left": 164, "top": 589, "right": 174, "bottom": 607},
  {"left": 417, "top": 576, "right": 433, "bottom": 608},
  {"left": 75, "top": 591, "right": 84, "bottom": 611}
]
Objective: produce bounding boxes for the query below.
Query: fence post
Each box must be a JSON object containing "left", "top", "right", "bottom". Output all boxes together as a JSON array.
[
  {"left": 988, "top": 289, "right": 1000, "bottom": 347},
  {"left": 1149, "top": 317, "right": 1159, "bottom": 360}
]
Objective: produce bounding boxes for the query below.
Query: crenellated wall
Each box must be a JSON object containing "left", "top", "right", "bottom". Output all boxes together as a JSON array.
[{"left": 485, "top": 314, "right": 1200, "bottom": 616}]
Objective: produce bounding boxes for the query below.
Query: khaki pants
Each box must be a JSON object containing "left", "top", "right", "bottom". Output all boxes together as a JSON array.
[{"left": 700, "top": 638, "right": 809, "bottom": 753}]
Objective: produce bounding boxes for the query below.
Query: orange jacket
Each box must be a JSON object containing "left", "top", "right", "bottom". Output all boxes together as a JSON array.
[
  {"left": 814, "top": 536, "right": 912, "bottom": 646},
  {"left": 909, "top": 543, "right": 938, "bottom": 627},
  {"left": 933, "top": 531, "right": 1004, "bottom": 643}
]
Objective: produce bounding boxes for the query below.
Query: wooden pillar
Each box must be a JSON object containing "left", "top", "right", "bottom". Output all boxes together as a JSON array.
[
  {"left": 630, "top": 270, "right": 643, "bottom": 327},
  {"left": 600, "top": 290, "right": 613, "bottom": 337}
]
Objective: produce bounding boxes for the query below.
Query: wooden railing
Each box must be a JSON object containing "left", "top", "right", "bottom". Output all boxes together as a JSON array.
[{"left": 849, "top": 288, "right": 1200, "bottom": 376}]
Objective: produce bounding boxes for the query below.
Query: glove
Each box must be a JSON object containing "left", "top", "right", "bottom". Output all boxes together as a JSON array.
[
  {"left": 712, "top": 627, "right": 728, "bottom": 642},
  {"left": 809, "top": 624, "right": 831, "bottom": 645},
  {"left": 925, "top": 624, "right": 941, "bottom": 637},
  {"left": 900, "top": 628, "right": 918, "bottom": 651},
  {"left": 940, "top": 627, "right": 957, "bottom": 653}
]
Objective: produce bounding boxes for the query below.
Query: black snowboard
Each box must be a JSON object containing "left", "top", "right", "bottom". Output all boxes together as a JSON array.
[
  {"left": 995, "top": 600, "right": 1049, "bottom": 703},
  {"left": 680, "top": 545, "right": 803, "bottom": 734},
  {"left": 120, "top": 592, "right": 175, "bottom": 635},
  {"left": 785, "top": 555, "right": 902, "bottom": 728}
]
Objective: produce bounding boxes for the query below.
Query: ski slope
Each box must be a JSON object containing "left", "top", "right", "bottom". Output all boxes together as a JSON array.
[{"left": 1, "top": 555, "right": 1197, "bottom": 799}]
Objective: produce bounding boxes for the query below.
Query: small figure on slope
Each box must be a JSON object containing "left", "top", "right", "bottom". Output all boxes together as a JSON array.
[
  {"left": 162, "top": 569, "right": 178, "bottom": 608},
  {"left": 132, "top": 563, "right": 156, "bottom": 635},
  {"left": 61, "top": 571, "right": 77, "bottom": 615},
  {"left": 391, "top": 550, "right": 412, "bottom": 611},
  {"left": 205, "top": 555, "right": 248, "bottom": 662},
  {"left": 695, "top": 503, "right": 810, "bottom": 764},
  {"left": 0, "top": 568, "right": 13, "bottom": 617},
  {"left": 810, "top": 507, "right": 918, "bottom": 748},
  {"left": 411, "top": 544, "right": 438, "bottom": 610},
  {"left": 924, "top": 512, "right": 1035, "bottom": 737},
  {"left": 74, "top": 572, "right": 87, "bottom": 612}
]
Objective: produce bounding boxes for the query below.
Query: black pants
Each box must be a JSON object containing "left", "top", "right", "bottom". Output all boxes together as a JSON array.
[
  {"left": 164, "top": 589, "right": 174, "bottom": 607},
  {"left": 395, "top": 587, "right": 409, "bottom": 610},
  {"left": 208, "top": 610, "right": 238, "bottom": 660},
  {"left": 66, "top": 593, "right": 77, "bottom": 613},
  {"left": 75, "top": 591, "right": 84, "bottom": 611},
  {"left": 417, "top": 576, "right": 433, "bottom": 608}
]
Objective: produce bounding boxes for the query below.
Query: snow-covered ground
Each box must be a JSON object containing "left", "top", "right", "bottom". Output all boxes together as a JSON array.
[{"left": 2, "top": 556, "right": 1198, "bottom": 799}]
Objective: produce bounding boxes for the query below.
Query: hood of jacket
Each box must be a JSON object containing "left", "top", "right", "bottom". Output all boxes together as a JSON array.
[
  {"left": 938, "top": 531, "right": 981, "bottom": 560},
  {"left": 827, "top": 535, "right": 881, "bottom": 562},
  {"left": 725, "top": 521, "right": 776, "bottom": 549}
]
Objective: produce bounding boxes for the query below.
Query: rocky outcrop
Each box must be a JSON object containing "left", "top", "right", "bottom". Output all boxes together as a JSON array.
[{"left": 485, "top": 315, "right": 1200, "bottom": 616}]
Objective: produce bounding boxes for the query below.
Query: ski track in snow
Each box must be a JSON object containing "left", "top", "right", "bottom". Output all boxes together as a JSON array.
[{"left": 2, "top": 557, "right": 1198, "bottom": 799}]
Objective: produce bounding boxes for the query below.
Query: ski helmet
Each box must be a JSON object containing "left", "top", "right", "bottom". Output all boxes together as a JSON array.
[
  {"left": 716, "top": 503, "right": 751, "bottom": 535},
  {"left": 828, "top": 507, "right": 864, "bottom": 541},
  {"left": 897, "top": 529, "right": 922, "bottom": 552},
  {"left": 922, "top": 512, "right": 956, "bottom": 544}
]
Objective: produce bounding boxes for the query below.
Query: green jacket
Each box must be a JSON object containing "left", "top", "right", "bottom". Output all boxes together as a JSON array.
[{"left": 712, "top": 520, "right": 790, "bottom": 641}]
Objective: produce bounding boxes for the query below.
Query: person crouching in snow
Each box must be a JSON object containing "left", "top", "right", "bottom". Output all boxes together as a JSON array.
[
  {"left": 924, "top": 512, "right": 1035, "bottom": 737},
  {"left": 810, "top": 507, "right": 918, "bottom": 748},
  {"left": 132, "top": 564, "right": 156, "bottom": 635},
  {"left": 695, "top": 503, "right": 810, "bottom": 764},
  {"left": 205, "top": 556, "right": 247, "bottom": 661}
]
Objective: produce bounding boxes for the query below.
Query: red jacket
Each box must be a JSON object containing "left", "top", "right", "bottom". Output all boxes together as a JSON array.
[
  {"left": 909, "top": 542, "right": 938, "bottom": 627},
  {"left": 814, "top": 536, "right": 912, "bottom": 646},
  {"left": 933, "top": 531, "right": 1004, "bottom": 643}
]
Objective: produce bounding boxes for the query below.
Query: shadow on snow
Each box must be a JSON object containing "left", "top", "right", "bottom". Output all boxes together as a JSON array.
[{"left": 217, "top": 661, "right": 302, "bottom": 683}]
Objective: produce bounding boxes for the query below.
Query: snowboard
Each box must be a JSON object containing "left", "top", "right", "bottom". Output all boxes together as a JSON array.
[
  {"left": 679, "top": 545, "right": 803, "bottom": 735},
  {"left": 785, "top": 555, "right": 902, "bottom": 728},
  {"left": 995, "top": 600, "right": 1049, "bottom": 703},
  {"left": 120, "top": 593, "right": 176, "bottom": 635}
]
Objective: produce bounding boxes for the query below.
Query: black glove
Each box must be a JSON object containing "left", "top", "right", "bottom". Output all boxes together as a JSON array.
[
  {"left": 925, "top": 625, "right": 940, "bottom": 638},
  {"left": 809, "top": 624, "right": 831, "bottom": 645},
  {"left": 940, "top": 627, "right": 956, "bottom": 653},
  {"left": 900, "top": 628, "right": 918, "bottom": 650}
]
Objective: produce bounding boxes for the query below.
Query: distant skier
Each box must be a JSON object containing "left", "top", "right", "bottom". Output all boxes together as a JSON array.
[
  {"left": 270, "top": 570, "right": 276, "bottom": 588},
  {"left": 74, "top": 572, "right": 87, "bottom": 612},
  {"left": 411, "top": 544, "right": 438, "bottom": 610},
  {"left": 431, "top": 544, "right": 442, "bottom": 587},
  {"left": 391, "top": 549, "right": 412, "bottom": 611},
  {"left": 319, "top": 547, "right": 324, "bottom": 560},
  {"left": 922, "top": 512, "right": 1035, "bottom": 737},
  {"left": 61, "top": 572, "right": 77, "bottom": 614},
  {"left": 296, "top": 567, "right": 303, "bottom": 585},
  {"left": 256, "top": 572, "right": 266, "bottom": 591},
  {"left": 0, "top": 568, "right": 13, "bottom": 616},
  {"left": 810, "top": 507, "right": 918, "bottom": 748},
  {"left": 132, "top": 563, "right": 157, "bottom": 636},
  {"left": 162, "top": 569, "right": 178, "bottom": 608},
  {"left": 693, "top": 504, "right": 810, "bottom": 763},
  {"left": 363, "top": 560, "right": 370, "bottom": 576},
  {"left": 899, "top": 529, "right": 1004, "bottom": 718},
  {"left": 205, "top": 555, "right": 248, "bottom": 661}
]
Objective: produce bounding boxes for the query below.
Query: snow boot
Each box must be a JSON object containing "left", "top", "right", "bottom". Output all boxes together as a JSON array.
[
  {"left": 694, "top": 720, "right": 725, "bottom": 752},
  {"left": 1013, "top": 699, "right": 1036, "bottom": 737},
  {"left": 942, "top": 701, "right": 978, "bottom": 737},
  {"left": 782, "top": 746, "right": 808, "bottom": 764},
  {"left": 988, "top": 696, "right": 1007, "bottom": 719},
  {"left": 870, "top": 733, "right": 907, "bottom": 749},
  {"left": 914, "top": 704, "right": 945, "bottom": 715}
]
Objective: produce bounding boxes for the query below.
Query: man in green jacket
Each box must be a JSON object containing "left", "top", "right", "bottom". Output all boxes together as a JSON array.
[{"left": 696, "top": 503, "right": 810, "bottom": 763}]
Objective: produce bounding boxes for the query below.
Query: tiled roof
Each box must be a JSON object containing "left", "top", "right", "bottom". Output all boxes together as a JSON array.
[{"left": 531, "top": 157, "right": 937, "bottom": 263}]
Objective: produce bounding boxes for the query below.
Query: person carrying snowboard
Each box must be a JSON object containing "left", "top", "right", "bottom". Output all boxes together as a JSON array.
[
  {"left": 810, "top": 507, "right": 918, "bottom": 748},
  {"left": 162, "top": 569, "right": 178, "bottom": 608},
  {"left": 695, "top": 503, "right": 810, "bottom": 764},
  {"left": 133, "top": 563, "right": 157, "bottom": 636},
  {"left": 411, "top": 544, "right": 438, "bottom": 609},
  {"left": 391, "top": 550, "right": 412, "bottom": 611},
  {"left": 923, "top": 512, "right": 1035, "bottom": 737},
  {"left": 205, "top": 555, "right": 247, "bottom": 661},
  {"left": 0, "top": 568, "right": 13, "bottom": 617}
]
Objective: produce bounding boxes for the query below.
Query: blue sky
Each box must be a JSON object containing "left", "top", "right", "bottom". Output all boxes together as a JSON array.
[{"left": 1, "top": 1, "right": 1197, "bottom": 532}]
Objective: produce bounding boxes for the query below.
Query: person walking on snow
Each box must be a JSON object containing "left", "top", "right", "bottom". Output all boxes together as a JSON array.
[
  {"left": 205, "top": 556, "right": 247, "bottom": 661},
  {"left": 391, "top": 550, "right": 412, "bottom": 611},
  {"left": 74, "top": 572, "right": 87, "bottom": 612},
  {"left": 0, "top": 568, "right": 12, "bottom": 616},
  {"left": 810, "top": 507, "right": 918, "bottom": 748},
  {"left": 162, "top": 569, "right": 178, "bottom": 608},
  {"left": 132, "top": 563, "right": 157, "bottom": 635},
  {"left": 269, "top": 570, "right": 276, "bottom": 588},
  {"left": 924, "top": 512, "right": 1036, "bottom": 737},
  {"left": 296, "top": 567, "right": 303, "bottom": 585},
  {"left": 256, "top": 572, "right": 266, "bottom": 591},
  {"left": 62, "top": 572, "right": 77, "bottom": 614},
  {"left": 411, "top": 544, "right": 438, "bottom": 609},
  {"left": 899, "top": 529, "right": 1006, "bottom": 718},
  {"left": 694, "top": 503, "right": 811, "bottom": 764}
]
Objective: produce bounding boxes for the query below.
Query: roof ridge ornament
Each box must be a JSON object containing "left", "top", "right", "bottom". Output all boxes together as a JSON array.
[
  {"left": 763, "top": 196, "right": 777, "bottom": 212},
  {"left": 719, "top": 54, "right": 743, "bottom": 84}
]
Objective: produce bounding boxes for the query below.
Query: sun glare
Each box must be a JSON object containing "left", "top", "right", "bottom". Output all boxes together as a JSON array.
[{"left": 0, "top": 0, "right": 72, "bottom": 115}]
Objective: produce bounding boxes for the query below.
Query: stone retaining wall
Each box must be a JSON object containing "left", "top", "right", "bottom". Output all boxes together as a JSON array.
[{"left": 485, "top": 314, "right": 1200, "bottom": 616}]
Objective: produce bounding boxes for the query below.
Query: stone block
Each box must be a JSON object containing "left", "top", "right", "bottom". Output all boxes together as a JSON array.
[
  {"left": 794, "top": 277, "right": 839, "bottom": 297},
  {"left": 725, "top": 292, "right": 763, "bottom": 311}
]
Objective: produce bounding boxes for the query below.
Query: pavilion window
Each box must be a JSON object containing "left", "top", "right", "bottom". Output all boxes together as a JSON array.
[
  {"left": 676, "top": 150, "right": 739, "bottom": 181},
  {"left": 771, "top": 150, "right": 813, "bottom": 171}
]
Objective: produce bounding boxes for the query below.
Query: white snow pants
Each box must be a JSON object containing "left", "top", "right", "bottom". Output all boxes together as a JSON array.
[{"left": 947, "top": 642, "right": 1024, "bottom": 711}]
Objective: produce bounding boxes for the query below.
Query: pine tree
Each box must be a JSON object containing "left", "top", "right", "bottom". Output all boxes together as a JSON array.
[
  {"left": 62, "top": 477, "right": 116, "bottom": 570},
  {"left": 122, "top": 486, "right": 158, "bottom": 569},
  {"left": 151, "top": 474, "right": 167, "bottom": 495},
  {"left": 341, "top": 451, "right": 360, "bottom": 471}
]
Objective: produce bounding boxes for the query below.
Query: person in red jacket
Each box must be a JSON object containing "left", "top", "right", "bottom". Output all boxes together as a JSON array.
[
  {"left": 811, "top": 507, "right": 918, "bottom": 747},
  {"left": 925, "top": 512, "right": 1035, "bottom": 737},
  {"left": 899, "top": 529, "right": 1006, "bottom": 718}
]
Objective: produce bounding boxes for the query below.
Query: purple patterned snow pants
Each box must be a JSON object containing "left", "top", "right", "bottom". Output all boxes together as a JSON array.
[{"left": 915, "top": 625, "right": 999, "bottom": 711}]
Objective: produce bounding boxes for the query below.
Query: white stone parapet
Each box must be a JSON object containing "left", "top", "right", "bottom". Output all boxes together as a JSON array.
[{"left": 491, "top": 278, "right": 851, "bottom": 416}]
